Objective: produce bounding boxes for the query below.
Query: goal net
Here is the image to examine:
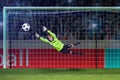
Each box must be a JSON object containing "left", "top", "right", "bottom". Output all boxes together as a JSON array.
[{"left": 3, "top": 7, "right": 120, "bottom": 69}]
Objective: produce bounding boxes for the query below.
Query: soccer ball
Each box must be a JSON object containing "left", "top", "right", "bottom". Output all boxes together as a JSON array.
[{"left": 22, "top": 23, "right": 30, "bottom": 31}]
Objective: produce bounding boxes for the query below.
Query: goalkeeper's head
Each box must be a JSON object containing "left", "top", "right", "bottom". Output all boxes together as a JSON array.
[
  {"left": 43, "top": 32, "right": 53, "bottom": 42},
  {"left": 47, "top": 34, "right": 53, "bottom": 42}
]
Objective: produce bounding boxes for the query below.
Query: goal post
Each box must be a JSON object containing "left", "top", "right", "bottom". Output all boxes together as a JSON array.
[
  {"left": 3, "top": 7, "right": 7, "bottom": 69},
  {"left": 3, "top": 7, "right": 120, "bottom": 69}
]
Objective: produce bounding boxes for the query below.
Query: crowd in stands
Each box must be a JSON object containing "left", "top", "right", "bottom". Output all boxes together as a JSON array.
[{"left": 6, "top": 11, "right": 120, "bottom": 40}]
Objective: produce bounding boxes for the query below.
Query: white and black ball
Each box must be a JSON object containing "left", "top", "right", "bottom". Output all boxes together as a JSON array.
[{"left": 22, "top": 23, "right": 30, "bottom": 31}]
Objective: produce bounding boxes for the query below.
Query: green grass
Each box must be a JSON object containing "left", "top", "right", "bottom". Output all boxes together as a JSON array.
[
  {"left": 0, "top": 69, "right": 120, "bottom": 80},
  {"left": 1, "top": 75, "right": 120, "bottom": 80}
]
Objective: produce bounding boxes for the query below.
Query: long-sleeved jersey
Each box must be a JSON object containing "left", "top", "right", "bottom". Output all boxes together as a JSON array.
[{"left": 39, "top": 30, "right": 64, "bottom": 51}]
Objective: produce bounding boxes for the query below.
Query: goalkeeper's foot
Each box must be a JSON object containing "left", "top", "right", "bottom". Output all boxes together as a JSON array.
[
  {"left": 71, "top": 52, "right": 83, "bottom": 55},
  {"left": 73, "top": 42, "right": 80, "bottom": 46},
  {"left": 43, "top": 26, "right": 47, "bottom": 32}
]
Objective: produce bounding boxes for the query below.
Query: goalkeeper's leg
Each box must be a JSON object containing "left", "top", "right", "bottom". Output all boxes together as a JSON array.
[
  {"left": 60, "top": 45, "right": 83, "bottom": 55},
  {"left": 60, "top": 49, "right": 83, "bottom": 55},
  {"left": 66, "top": 42, "right": 81, "bottom": 48},
  {"left": 70, "top": 51, "right": 83, "bottom": 55}
]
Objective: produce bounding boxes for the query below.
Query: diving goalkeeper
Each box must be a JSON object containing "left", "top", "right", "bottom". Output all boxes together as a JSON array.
[{"left": 35, "top": 26, "right": 83, "bottom": 55}]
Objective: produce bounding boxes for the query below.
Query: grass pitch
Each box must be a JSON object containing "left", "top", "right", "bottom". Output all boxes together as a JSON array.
[{"left": 0, "top": 69, "right": 120, "bottom": 80}]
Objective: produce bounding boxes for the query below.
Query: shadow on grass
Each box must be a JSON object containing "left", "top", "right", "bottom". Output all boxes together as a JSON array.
[{"left": 0, "top": 68, "right": 85, "bottom": 75}]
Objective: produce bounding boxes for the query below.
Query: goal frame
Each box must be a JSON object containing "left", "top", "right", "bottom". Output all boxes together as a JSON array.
[{"left": 3, "top": 7, "right": 120, "bottom": 69}]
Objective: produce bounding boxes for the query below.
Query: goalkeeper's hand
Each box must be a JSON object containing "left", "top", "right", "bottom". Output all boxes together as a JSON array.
[
  {"left": 43, "top": 26, "right": 47, "bottom": 32},
  {"left": 35, "top": 33, "right": 40, "bottom": 38}
]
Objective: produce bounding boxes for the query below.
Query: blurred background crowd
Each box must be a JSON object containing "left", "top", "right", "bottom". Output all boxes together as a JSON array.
[
  {"left": 1, "top": 0, "right": 120, "bottom": 40},
  {"left": 8, "top": 10, "right": 120, "bottom": 40}
]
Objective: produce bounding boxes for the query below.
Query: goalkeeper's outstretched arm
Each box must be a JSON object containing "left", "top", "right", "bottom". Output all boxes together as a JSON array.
[
  {"left": 35, "top": 33, "right": 49, "bottom": 43},
  {"left": 43, "top": 26, "right": 56, "bottom": 38},
  {"left": 47, "top": 30, "right": 56, "bottom": 38}
]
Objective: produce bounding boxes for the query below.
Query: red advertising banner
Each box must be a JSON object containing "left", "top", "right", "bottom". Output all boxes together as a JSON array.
[{"left": 0, "top": 49, "right": 104, "bottom": 68}]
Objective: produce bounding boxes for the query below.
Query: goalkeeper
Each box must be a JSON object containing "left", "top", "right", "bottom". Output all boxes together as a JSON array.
[{"left": 35, "top": 26, "right": 83, "bottom": 55}]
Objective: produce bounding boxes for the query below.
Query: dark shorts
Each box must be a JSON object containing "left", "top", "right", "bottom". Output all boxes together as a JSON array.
[{"left": 59, "top": 44, "right": 72, "bottom": 54}]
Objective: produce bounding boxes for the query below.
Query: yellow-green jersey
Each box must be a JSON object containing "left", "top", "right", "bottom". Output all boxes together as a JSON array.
[{"left": 39, "top": 30, "right": 64, "bottom": 51}]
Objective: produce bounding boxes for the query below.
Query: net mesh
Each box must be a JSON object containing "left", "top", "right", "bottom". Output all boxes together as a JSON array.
[{"left": 4, "top": 7, "right": 120, "bottom": 68}]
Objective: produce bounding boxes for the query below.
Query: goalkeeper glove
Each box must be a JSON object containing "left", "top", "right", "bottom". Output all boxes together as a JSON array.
[
  {"left": 43, "top": 26, "right": 47, "bottom": 32},
  {"left": 35, "top": 33, "right": 40, "bottom": 38}
]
